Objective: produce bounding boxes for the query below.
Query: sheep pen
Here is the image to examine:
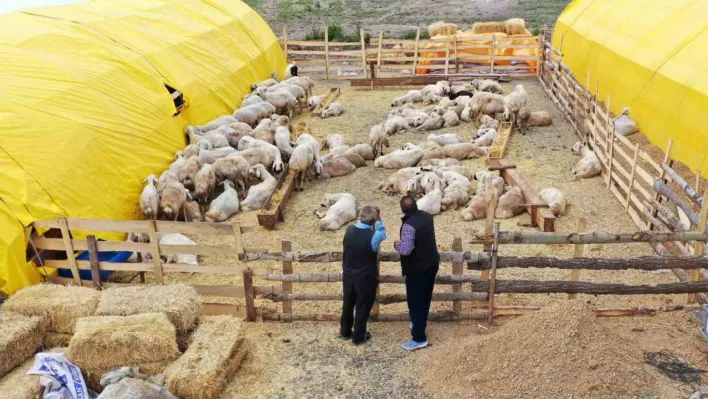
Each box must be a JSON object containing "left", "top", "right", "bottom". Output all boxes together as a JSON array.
[{"left": 103, "top": 78, "right": 706, "bottom": 398}]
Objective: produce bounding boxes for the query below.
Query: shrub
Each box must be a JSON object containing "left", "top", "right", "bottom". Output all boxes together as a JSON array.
[{"left": 400, "top": 29, "right": 430, "bottom": 40}]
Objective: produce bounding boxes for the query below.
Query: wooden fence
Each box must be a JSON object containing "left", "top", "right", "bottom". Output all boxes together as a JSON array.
[{"left": 281, "top": 26, "right": 542, "bottom": 80}]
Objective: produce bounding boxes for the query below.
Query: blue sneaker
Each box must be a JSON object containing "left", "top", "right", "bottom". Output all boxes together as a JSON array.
[{"left": 402, "top": 339, "right": 428, "bottom": 351}]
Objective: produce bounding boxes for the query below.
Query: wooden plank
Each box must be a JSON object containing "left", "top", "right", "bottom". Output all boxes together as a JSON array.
[
  {"left": 195, "top": 285, "right": 245, "bottom": 297},
  {"left": 452, "top": 238, "right": 463, "bottom": 313},
  {"left": 265, "top": 273, "right": 480, "bottom": 283},
  {"left": 311, "top": 87, "right": 340, "bottom": 117},
  {"left": 626, "top": 144, "right": 640, "bottom": 211},
  {"left": 282, "top": 240, "right": 293, "bottom": 319},
  {"left": 243, "top": 269, "right": 256, "bottom": 321},
  {"left": 649, "top": 139, "right": 674, "bottom": 230},
  {"left": 487, "top": 122, "right": 513, "bottom": 159},
  {"left": 58, "top": 218, "right": 81, "bottom": 285},
  {"left": 444, "top": 39, "right": 450, "bottom": 75},
  {"left": 470, "top": 230, "right": 708, "bottom": 245},
  {"left": 467, "top": 254, "right": 708, "bottom": 271},
  {"left": 689, "top": 190, "right": 708, "bottom": 303},
  {"left": 412, "top": 28, "right": 421, "bottom": 74},
  {"left": 360, "top": 28, "right": 367, "bottom": 79},
  {"left": 44, "top": 259, "right": 152, "bottom": 272},
  {"left": 258, "top": 169, "right": 296, "bottom": 228},
  {"left": 324, "top": 25, "right": 330, "bottom": 80},
  {"left": 470, "top": 279, "right": 708, "bottom": 295},
  {"left": 203, "top": 303, "right": 247, "bottom": 317},
  {"left": 86, "top": 235, "right": 102, "bottom": 289},
  {"left": 568, "top": 218, "right": 587, "bottom": 299},
  {"left": 488, "top": 221, "right": 500, "bottom": 323},
  {"left": 147, "top": 220, "right": 163, "bottom": 284},
  {"left": 376, "top": 31, "right": 383, "bottom": 76},
  {"left": 490, "top": 35, "right": 496, "bottom": 74}
]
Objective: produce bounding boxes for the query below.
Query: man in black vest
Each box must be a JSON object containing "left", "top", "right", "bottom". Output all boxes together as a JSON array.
[
  {"left": 339, "top": 205, "right": 387, "bottom": 345},
  {"left": 394, "top": 196, "right": 439, "bottom": 350}
]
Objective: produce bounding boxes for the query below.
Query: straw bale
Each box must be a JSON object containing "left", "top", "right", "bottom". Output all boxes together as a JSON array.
[
  {"left": 428, "top": 21, "right": 457, "bottom": 37},
  {"left": 470, "top": 21, "right": 506, "bottom": 34},
  {"left": 82, "top": 360, "right": 172, "bottom": 391},
  {"left": 0, "top": 312, "right": 45, "bottom": 377},
  {"left": 2, "top": 284, "right": 100, "bottom": 333},
  {"left": 164, "top": 316, "right": 246, "bottom": 399},
  {"left": 44, "top": 332, "right": 72, "bottom": 349},
  {"left": 68, "top": 313, "right": 179, "bottom": 372},
  {"left": 0, "top": 357, "right": 41, "bottom": 399},
  {"left": 96, "top": 284, "right": 201, "bottom": 333},
  {"left": 505, "top": 18, "right": 527, "bottom": 35}
]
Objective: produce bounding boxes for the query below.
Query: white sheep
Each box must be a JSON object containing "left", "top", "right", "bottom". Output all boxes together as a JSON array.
[
  {"left": 254, "top": 127, "right": 275, "bottom": 144},
  {"left": 160, "top": 233, "right": 199, "bottom": 265},
  {"left": 213, "top": 154, "right": 250, "bottom": 195},
  {"left": 389, "top": 103, "right": 416, "bottom": 117},
  {"left": 157, "top": 170, "right": 179, "bottom": 196},
  {"left": 183, "top": 144, "right": 199, "bottom": 159},
  {"left": 419, "top": 158, "right": 460, "bottom": 167},
  {"left": 322, "top": 134, "right": 346, "bottom": 150},
  {"left": 289, "top": 144, "right": 314, "bottom": 191},
  {"left": 416, "top": 113, "right": 444, "bottom": 131},
  {"left": 473, "top": 128, "right": 497, "bottom": 147},
  {"left": 528, "top": 111, "right": 553, "bottom": 127},
  {"left": 160, "top": 181, "right": 190, "bottom": 221},
  {"left": 440, "top": 171, "right": 472, "bottom": 210},
  {"left": 495, "top": 186, "right": 526, "bottom": 219},
  {"left": 197, "top": 143, "right": 238, "bottom": 164},
  {"left": 369, "top": 124, "right": 389, "bottom": 157},
  {"left": 402, "top": 142, "right": 445, "bottom": 163},
  {"left": 571, "top": 142, "right": 602, "bottom": 179},
  {"left": 168, "top": 152, "right": 185, "bottom": 175},
  {"left": 194, "top": 164, "right": 216, "bottom": 204},
  {"left": 271, "top": 115, "right": 291, "bottom": 132},
  {"left": 241, "top": 94, "right": 264, "bottom": 108},
  {"left": 346, "top": 144, "right": 375, "bottom": 161},
  {"left": 321, "top": 102, "right": 344, "bottom": 118},
  {"left": 282, "top": 76, "right": 315, "bottom": 97},
  {"left": 405, "top": 171, "right": 443, "bottom": 197},
  {"left": 179, "top": 155, "right": 204, "bottom": 189},
  {"left": 254, "top": 118, "right": 272, "bottom": 131},
  {"left": 241, "top": 164, "right": 278, "bottom": 211},
  {"left": 384, "top": 115, "right": 410, "bottom": 135},
  {"left": 340, "top": 152, "right": 366, "bottom": 167},
  {"left": 238, "top": 148, "right": 273, "bottom": 169},
  {"left": 183, "top": 200, "right": 203, "bottom": 222},
  {"left": 307, "top": 95, "right": 324, "bottom": 111},
  {"left": 461, "top": 106, "right": 473, "bottom": 122},
  {"left": 198, "top": 132, "right": 230, "bottom": 149},
  {"left": 437, "top": 165, "right": 473, "bottom": 180},
  {"left": 295, "top": 134, "right": 323, "bottom": 163},
  {"left": 474, "top": 170, "right": 506, "bottom": 196},
  {"left": 140, "top": 175, "right": 159, "bottom": 220},
  {"left": 250, "top": 72, "right": 279, "bottom": 91},
  {"left": 539, "top": 188, "right": 567, "bottom": 216},
  {"left": 478, "top": 114, "right": 501, "bottom": 130},
  {"left": 259, "top": 91, "right": 298, "bottom": 118},
  {"left": 322, "top": 145, "right": 350, "bottom": 162},
  {"left": 434, "top": 97, "right": 454, "bottom": 115},
  {"left": 274, "top": 126, "right": 294, "bottom": 159},
  {"left": 238, "top": 136, "right": 285, "bottom": 173},
  {"left": 503, "top": 84, "right": 528, "bottom": 123},
  {"left": 233, "top": 102, "right": 276, "bottom": 126},
  {"left": 443, "top": 143, "right": 487, "bottom": 160},
  {"left": 471, "top": 79, "right": 503, "bottom": 94},
  {"left": 191, "top": 115, "right": 238, "bottom": 134},
  {"left": 416, "top": 188, "right": 443, "bottom": 215},
  {"left": 321, "top": 156, "right": 356, "bottom": 179},
  {"left": 392, "top": 90, "right": 424, "bottom": 107},
  {"left": 378, "top": 167, "right": 421, "bottom": 195},
  {"left": 268, "top": 82, "right": 307, "bottom": 102},
  {"left": 461, "top": 191, "right": 495, "bottom": 221},
  {"left": 204, "top": 180, "right": 240, "bottom": 222},
  {"left": 428, "top": 133, "right": 463, "bottom": 146},
  {"left": 374, "top": 148, "right": 424, "bottom": 169},
  {"left": 613, "top": 107, "right": 638, "bottom": 136},
  {"left": 469, "top": 92, "right": 508, "bottom": 121},
  {"left": 314, "top": 193, "right": 357, "bottom": 231},
  {"left": 442, "top": 110, "right": 460, "bottom": 127}
]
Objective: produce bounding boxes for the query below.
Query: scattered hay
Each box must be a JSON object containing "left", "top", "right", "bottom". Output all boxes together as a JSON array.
[
  {"left": 165, "top": 316, "right": 246, "bottom": 399},
  {"left": 0, "top": 312, "right": 45, "bottom": 377},
  {"left": 505, "top": 17, "right": 527, "bottom": 35},
  {"left": 470, "top": 21, "right": 506, "bottom": 34},
  {"left": 2, "top": 284, "right": 100, "bottom": 333},
  {"left": 44, "top": 332, "right": 72, "bottom": 349},
  {"left": 68, "top": 313, "right": 179, "bottom": 372},
  {"left": 95, "top": 284, "right": 201, "bottom": 333},
  {"left": 428, "top": 21, "right": 457, "bottom": 37},
  {"left": 0, "top": 357, "right": 41, "bottom": 399}
]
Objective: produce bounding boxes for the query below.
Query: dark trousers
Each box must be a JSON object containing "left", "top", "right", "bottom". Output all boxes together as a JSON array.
[
  {"left": 405, "top": 265, "right": 438, "bottom": 343},
  {"left": 340, "top": 273, "right": 378, "bottom": 343}
]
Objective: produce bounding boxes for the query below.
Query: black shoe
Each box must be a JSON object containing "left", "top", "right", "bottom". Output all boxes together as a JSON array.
[
  {"left": 337, "top": 332, "right": 352, "bottom": 340},
  {"left": 352, "top": 332, "right": 372, "bottom": 345}
]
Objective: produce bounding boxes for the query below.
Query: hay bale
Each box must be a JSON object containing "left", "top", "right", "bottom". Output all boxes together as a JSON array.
[
  {"left": 428, "top": 21, "right": 457, "bottom": 37},
  {"left": 164, "top": 316, "right": 246, "bottom": 399},
  {"left": 44, "top": 332, "right": 72, "bottom": 349},
  {"left": 68, "top": 313, "right": 179, "bottom": 373},
  {"left": 2, "top": 284, "right": 100, "bottom": 333},
  {"left": 0, "top": 357, "right": 41, "bottom": 399},
  {"left": 505, "top": 18, "right": 527, "bottom": 35},
  {"left": 0, "top": 312, "right": 45, "bottom": 377},
  {"left": 95, "top": 284, "right": 201, "bottom": 333},
  {"left": 470, "top": 22, "right": 507, "bottom": 34}
]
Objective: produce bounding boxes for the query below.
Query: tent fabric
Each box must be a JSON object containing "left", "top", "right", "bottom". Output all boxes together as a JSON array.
[
  {"left": 0, "top": 0, "right": 286, "bottom": 295},
  {"left": 552, "top": 0, "right": 708, "bottom": 174}
]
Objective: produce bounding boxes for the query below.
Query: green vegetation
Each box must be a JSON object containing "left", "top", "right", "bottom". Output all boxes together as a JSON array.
[
  {"left": 243, "top": 0, "right": 260, "bottom": 9},
  {"left": 304, "top": 23, "right": 371, "bottom": 43},
  {"left": 400, "top": 30, "right": 430, "bottom": 40}
]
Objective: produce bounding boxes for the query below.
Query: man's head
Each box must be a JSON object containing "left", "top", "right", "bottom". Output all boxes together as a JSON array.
[
  {"left": 400, "top": 196, "right": 418, "bottom": 215},
  {"left": 359, "top": 205, "right": 379, "bottom": 225}
]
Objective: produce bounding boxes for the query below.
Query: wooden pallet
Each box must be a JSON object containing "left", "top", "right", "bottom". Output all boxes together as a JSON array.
[
  {"left": 311, "top": 87, "right": 341, "bottom": 117},
  {"left": 257, "top": 165, "right": 296, "bottom": 229},
  {"left": 487, "top": 121, "right": 513, "bottom": 160}
]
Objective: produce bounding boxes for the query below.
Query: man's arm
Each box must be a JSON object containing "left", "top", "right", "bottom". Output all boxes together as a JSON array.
[
  {"left": 395, "top": 224, "right": 415, "bottom": 255},
  {"left": 370, "top": 220, "right": 387, "bottom": 252}
]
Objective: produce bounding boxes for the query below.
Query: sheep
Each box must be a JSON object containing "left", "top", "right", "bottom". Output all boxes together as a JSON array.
[
  {"left": 416, "top": 188, "right": 443, "bottom": 215},
  {"left": 469, "top": 92, "right": 507, "bottom": 121},
  {"left": 285, "top": 63, "right": 298, "bottom": 78},
  {"left": 427, "top": 133, "right": 462, "bottom": 146},
  {"left": 369, "top": 124, "right": 389, "bottom": 157},
  {"left": 194, "top": 164, "right": 216, "bottom": 204},
  {"left": 451, "top": 95, "right": 472, "bottom": 108},
  {"left": 346, "top": 144, "right": 375, "bottom": 161},
  {"left": 391, "top": 90, "right": 423, "bottom": 107},
  {"left": 183, "top": 144, "right": 199, "bottom": 159},
  {"left": 159, "top": 233, "right": 199, "bottom": 265},
  {"left": 461, "top": 191, "right": 495, "bottom": 221},
  {"left": 160, "top": 181, "right": 189, "bottom": 221},
  {"left": 321, "top": 101, "right": 345, "bottom": 119},
  {"left": 503, "top": 84, "right": 528, "bottom": 124},
  {"left": 238, "top": 136, "right": 285, "bottom": 173},
  {"left": 239, "top": 147, "right": 273, "bottom": 169},
  {"left": 421, "top": 84, "right": 446, "bottom": 103},
  {"left": 282, "top": 76, "right": 315, "bottom": 96},
  {"left": 461, "top": 106, "right": 473, "bottom": 122},
  {"left": 443, "top": 110, "right": 460, "bottom": 127},
  {"left": 402, "top": 142, "right": 445, "bottom": 163},
  {"left": 213, "top": 154, "right": 250, "bottom": 195},
  {"left": 441, "top": 174, "right": 471, "bottom": 211},
  {"left": 271, "top": 84, "right": 307, "bottom": 108},
  {"left": 571, "top": 142, "right": 602, "bottom": 179},
  {"left": 241, "top": 94, "right": 264, "bottom": 108},
  {"left": 474, "top": 170, "right": 506, "bottom": 196},
  {"left": 259, "top": 91, "right": 298, "bottom": 118},
  {"left": 473, "top": 128, "right": 497, "bottom": 146},
  {"left": 419, "top": 158, "right": 460, "bottom": 167},
  {"left": 471, "top": 79, "right": 503, "bottom": 94},
  {"left": 183, "top": 200, "right": 203, "bottom": 222},
  {"left": 437, "top": 165, "right": 473, "bottom": 180},
  {"left": 528, "top": 111, "right": 553, "bottom": 127},
  {"left": 254, "top": 127, "right": 274, "bottom": 144},
  {"left": 384, "top": 115, "right": 410, "bottom": 135},
  {"left": 241, "top": 164, "right": 278, "bottom": 211},
  {"left": 179, "top": 155, "right": 204, "bottom": 189},
  {"left": 322, "top": 145, "right": 350, "bottom": 162},
  {"left": 254, "top": 118, "right": 272, "bottom": 131},
  {"left": 313, "top": 193, "right": 357, "bottom": 231},
  {"left": 613, "top": 107, "right": 638, "bottom": 136},
  {"left": 539, "top": 188, "right": 567, "bottom": 216},
  {"left": 295, "top": 134, "right": 322, "bottom": 163},
  {"left": 157, "top": 171, "right": 179, "bottom": 196},
  {"left": 495, "top": 186, "right": 525, "bottom": 219},
  {"left": 233, "top": 102, "right": 276, "bottom": 126},
  {"left": 378, "top": 167, "right": 421, "bottom": 195},
  {"left": 416, "top": 113, "right": 444, "bottom": 131},
  {"left": 271, "top": 115, "right": 291, "bottom": 133},
  {"left": 404, "top": 112, "right": 429, "bottom": 128},
  {"left": 169, "top": 152, "right": 185, "bottom": 175},
  {"left": 250, "top": 72, "right": 279, "bottom": 91},
  {"left": 322, "top": 134, "right": 346, "bottom": 150},
  {"left": 405, "top": 171, "right": 443, "bottom": 197},
  {"left": 434, "top": 97, "right": 454, "bottom": 115},
  {"left": 191, "top": 115, "right": 238, "bottom": 134},
  {"left": 199, "top": 132, "right": 230, "bottom": 149},
  {"left": 197, "top": 144, "right": 238, "bottom": 164},
  {"left": 443, "top": 143, "right": 487, "bottom": 160},
  {"left": 221, "top": 123, "right": 253, "bottom": 147},
  {"left": 274, "top": 126, "right": 294, "bottom": 159},
  {"left": 307, "top": 95, "right": 324, "bottom": 111},
  {"left": 340, "top": 152, "right": 366, "bottom": 167},
  {"left": 478, "top": 114, "right": 501, "bottom": 130},
  {"left": 289, "top": 144, "right": 314, "bottom": 191},
  {"left": 205, "top": 180, "right": 240, "bottom": 222},
  {"left": 321, "top": 156, "right": 356, "bottom": 179},
  {"left": 515, "top": 106, "right": 531, "bottom": 135},
  {"left": 140, "top": 175, "right": 159, "bottom": 220},
  {"left": 388, "top": 103, "right": 416, "bottom": 117},
  {"left": 374, "top": 148, "right": 424, "bottom": 169}
]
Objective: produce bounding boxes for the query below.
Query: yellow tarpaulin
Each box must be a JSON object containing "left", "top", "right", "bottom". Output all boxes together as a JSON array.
[
  {"left": 0, "top": 0, "right": 286, "bottom": 295},
  {"left": 553, "top": 0, "right": 708, "bottom": 174}
]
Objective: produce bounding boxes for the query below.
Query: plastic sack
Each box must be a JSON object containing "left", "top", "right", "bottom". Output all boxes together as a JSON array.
[{"left": 28, "top": 352, "right": 91, "bottom": 399}]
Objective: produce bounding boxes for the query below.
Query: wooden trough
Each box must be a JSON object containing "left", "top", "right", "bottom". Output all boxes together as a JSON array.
[
  {"left": 487, "top": 121, "right": 513, "bottom": 161},
  {"left": 311, "top": 87, "right": 340, "bottom": 117},
  {"left": 257, "top": 166, "right": 296, "bottom": 229}
]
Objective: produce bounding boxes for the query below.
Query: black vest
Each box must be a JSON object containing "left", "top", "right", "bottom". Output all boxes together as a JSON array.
[
  {"left": 342, "top": 225, "right": 378, "bottom": 278},
  {"left": 400, "top": 210, "right": 440, "bottom": 275}
]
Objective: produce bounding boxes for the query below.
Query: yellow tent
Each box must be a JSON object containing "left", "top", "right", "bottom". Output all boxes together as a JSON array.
[
  {"left": 0, "top": 0, "right": 286, "bottom": 295},
  {"left": 553, "top": 0, "right": 708, "bottom": 174}
]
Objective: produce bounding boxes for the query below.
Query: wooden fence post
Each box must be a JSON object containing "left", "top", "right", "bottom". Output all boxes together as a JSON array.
[
  {"left": 87, "top": 235, "right": 102, "bottom": 289},
  {"left": 243, "top": 269, "right": 256, "bottom": 321},
  {"left": 478, "top": 199, "right": 497, "bottom": 305},
  {"left": 58, "top": 217, "right": 81, "bottom": 285},
  {"left": 688, "top": 191, "right": 708, "bottom": 303},
  {"left": 453, "top": 34, "right": 459, "bottom": 74},
  {"left": 282, "top": 26, "right": 288, "bottom": 63},
  {"left": 324, "top": 24, "right": 330, "bottom": 80},
  {"left": 648, "top": 140, "right": 674, "bottom": 230},
  {"left": 232, "top": 223, "right": 244, "bottom": 256},
  {"left": 444, "top": 38, "right": 450, "bottom": 75},
  {"left": 360, "top": 28, "right": 367, "bottom": 79},
  {"left": 452, "top": 238, "right": 463, "bottom": 313},
  {"left": 487, "top": 221, "right": 501, "bottom": 324},
  {"left": 412, "top": 28, "right": 421, "bottom": 76},
  {"left": 568, "top": 217, "right": 587, "bottom": 300},
  {"left": 147, "top": 220, "right": 163, "bottom": 284},
  {"left": 282, "top": 240, "right": 293, "bottom": 320},
  {"left": 372, "top": 252, "right": 381, "bottom": 317},
  {"left": 626, "top": 144, "right": 640, "bottom": 211},
  {"left": 376, "top": 31, "right": 383, "bottom": 77},
  {"left": 536, "top": 35, "right": 543, "bottom": 77},
  {"left": 490, "top": 35, "right": 496, "bottom": 74},
  {"left": 606, "top": 126, "right": 615, "bottom": 188}
]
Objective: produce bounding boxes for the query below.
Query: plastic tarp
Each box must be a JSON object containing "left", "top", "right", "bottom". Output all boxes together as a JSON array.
[
  {"left": 552, "top": 0, "right": 708, "bottom": 174},
  {"left": 0, "top": 0, "right": 286, "bottom": 295}
]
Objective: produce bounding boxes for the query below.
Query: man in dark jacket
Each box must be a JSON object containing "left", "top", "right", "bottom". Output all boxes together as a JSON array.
[
  {"left": 394, "top": 196, "right": 439, "bottom": 350},
  {"left": 339, "top": 205, "right": 387, "bottom": 345}
]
